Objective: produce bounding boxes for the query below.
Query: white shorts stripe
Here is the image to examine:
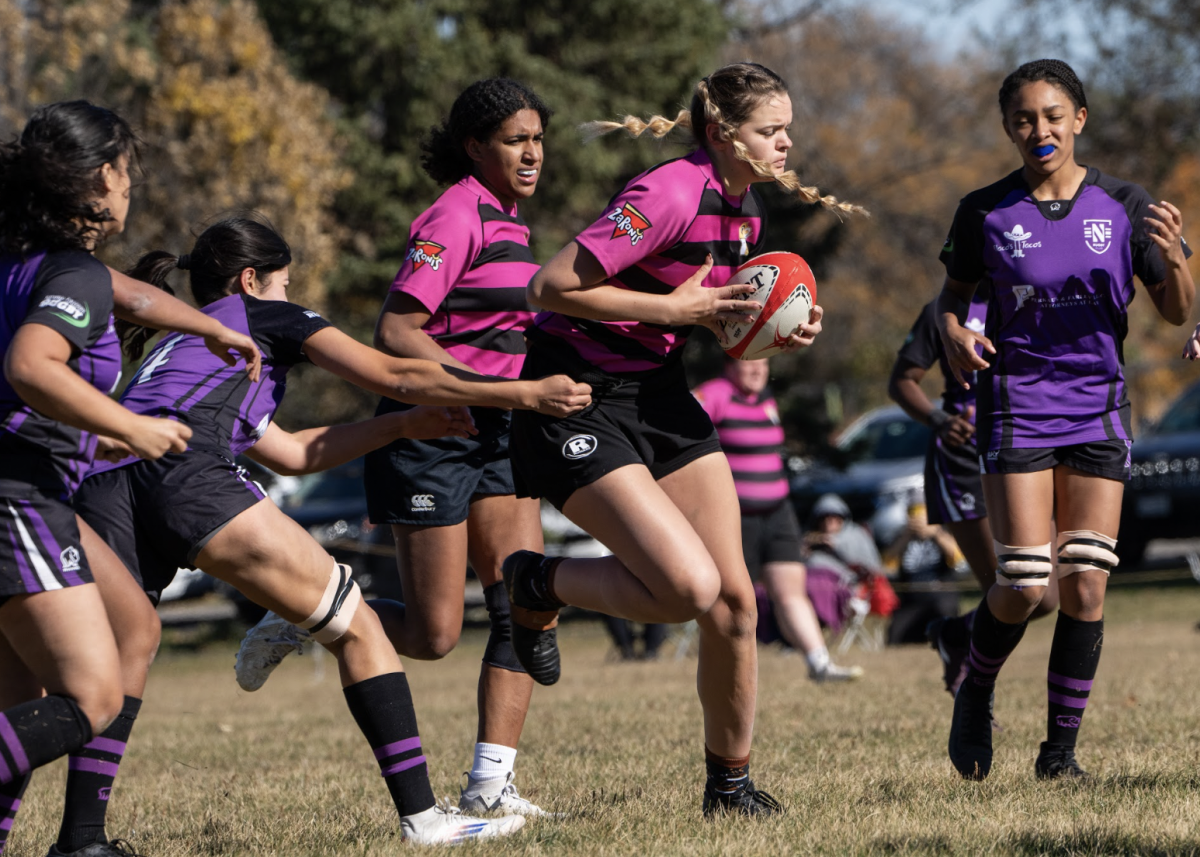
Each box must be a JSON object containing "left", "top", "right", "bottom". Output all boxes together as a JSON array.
[{"left": 7, "top": 500, "right": 61, "bottom": 591}]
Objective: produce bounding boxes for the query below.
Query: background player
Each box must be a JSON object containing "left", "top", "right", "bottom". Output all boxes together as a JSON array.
[
  {"left": 695, "top": 357, "right": 862, "bottom": 682},
  {"left": 502, "top": 61, "right": 863, "bottom": 816},
  {"left": 888, "top": 291, "right": 1059, "bottom": 695},
  {"left": 937, "top": 59, "right": 1194, "bottom": 781}
]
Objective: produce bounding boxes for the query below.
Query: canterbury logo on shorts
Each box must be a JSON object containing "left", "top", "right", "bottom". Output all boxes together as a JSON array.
[
  {"left": 410, "top": 494, "right": 436, "bottom": 511},
  {"left": 562, "top": 434, "right": 598, "bottom": 460}
]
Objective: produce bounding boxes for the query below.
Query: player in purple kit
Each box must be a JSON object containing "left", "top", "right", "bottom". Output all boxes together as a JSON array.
[
  {"left": 501, "top": 61, "right": 863, "bottom": 816},
  {"left": 936, "top": 60, "right": 1194, "bottom": 781},
  {"left": 695, "top": 357, "right": 862, "bottom": 683},
  {"left": 237, "top": 79, "right": 557, "bottom": 816},
  {"left": 0, "top": 101, "right": 273, "bottom": 857},
  {"left": 67, "top": 216, "right": 589, "bottom": 847},
  {"left": 888, "top": 292, "right": 1059, "bottom": 696}
]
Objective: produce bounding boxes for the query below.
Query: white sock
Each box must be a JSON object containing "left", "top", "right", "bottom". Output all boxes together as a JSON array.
[
  {"left": 806, "top": 646, "right": 831, "bottom": 674},
  {"left": 469, "top": 742, "right": 517, "bottom": 782}
]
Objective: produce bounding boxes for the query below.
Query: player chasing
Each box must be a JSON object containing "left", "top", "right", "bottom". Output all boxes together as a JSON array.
[
  {"left": 937, "top": 59, "right": 1193, "bottom": 781},
  {"left": 64, "top": 215, "right": 589, "bottom": 847},
  {"left": 236, "top": 78, "right": 560, "bottom": 817},
  {"left": 500, "top": 61, "right": 864, "bottom": 816}
]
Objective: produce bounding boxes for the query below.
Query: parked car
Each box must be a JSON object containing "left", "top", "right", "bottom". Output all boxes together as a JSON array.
[
  {"left": 1119, "top": 381, "right": 1200, "bottom": 568},
  {"left": 789, "top": 404, "right": 929, "bottom": 545}
]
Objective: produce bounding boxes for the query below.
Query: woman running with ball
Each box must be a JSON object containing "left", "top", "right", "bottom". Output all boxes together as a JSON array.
[
  {"left": 938, "top": 59, "right": 1193, "bottom": 781},
  {"left": 503, "top": 61, "right": 864, "bottom": 816}
]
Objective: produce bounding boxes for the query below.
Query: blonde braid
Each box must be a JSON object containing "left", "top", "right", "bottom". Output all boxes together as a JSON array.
[{"left": 580, "top": 109, "right": 691, "bottom": 143}]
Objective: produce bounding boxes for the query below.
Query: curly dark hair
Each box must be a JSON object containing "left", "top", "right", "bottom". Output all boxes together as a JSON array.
[
  {"left": 0, "top": 100, "right": 139, "bottom": 257},
  {"left": 119, "top": 215, "right": 291, "bottom": 361},
  {"left": 999, "top": 59, "right": 1087, "bottom": 116},
  {"left": 420, "top": 78, "right": 552, "bottom": 185}
]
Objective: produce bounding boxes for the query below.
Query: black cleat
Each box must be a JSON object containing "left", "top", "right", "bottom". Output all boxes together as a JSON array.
[
  {"left": 927, "top": 616, "right": 969, "bottom": 696},
  {"left": 502, "top": 551, "right": 565, "bottom": 686},
  {"left": 47, "top": 840, "right": 147, "bottom": 857},
  {"left": 948, "top": 681, "right": 994, "bottom": 780},
  {"left": 702, "top": 780, "right": 784, "bottom": 818},
  {"left": 1035, "top": 742, "right": 1092, "bottom": 782}
]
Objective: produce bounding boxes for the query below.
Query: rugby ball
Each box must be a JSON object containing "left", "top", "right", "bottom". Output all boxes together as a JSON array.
[{"left": 717, "top": 252, "right": 817, "bottom": 360}]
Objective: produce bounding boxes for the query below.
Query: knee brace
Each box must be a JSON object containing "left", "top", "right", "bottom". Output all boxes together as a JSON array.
[
  {"left": 994, "top": 541, "right": 1053, "bottom": 588},
  {"left": 481, "top": 581, "right": 526, "bottom": 674},
  {"left": 1056, "top": 530, "right": 1118, "bottom": 576},
  {"left": 298, "top": 561, "right": 362, "bottom": 644}
]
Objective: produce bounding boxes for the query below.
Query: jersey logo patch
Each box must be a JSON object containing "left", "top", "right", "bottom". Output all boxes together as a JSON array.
[
  {"left": 607, "top": 202, "right": 652, "bottom": 246},
  {"left": 1083, "top": 219, "right": 1112, "bottom": 254},
  {"left": 39, "top": 295, "right": 90, "bottom": 327},
  {"left": 997, "top": 224, "right": 1040, "bottom": 258},
  {"left": 60, "top": 545, "right": 81, "bottom": 573},
  {"left": 407, "top": 240, "right": 446, "bottom": 272},
  {"left": 1013, "top": 285, "right": 1035, "bottom": 311}
]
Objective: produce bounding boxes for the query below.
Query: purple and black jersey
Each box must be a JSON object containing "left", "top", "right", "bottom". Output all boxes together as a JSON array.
[
  {"left": 940, "top": 167, "right": 1191, "bottom": 450},
  {"left": 91, "top": 293, "right": 331, "bottom": 470},
  {"left": 897, "top": 294, "right": 989, "bottom": 420},
  {"left": 0, "top": 252, "right": 119, "bottom": 496}
]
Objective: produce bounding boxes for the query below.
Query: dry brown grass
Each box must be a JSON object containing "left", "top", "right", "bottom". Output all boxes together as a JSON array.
[{"left": 8, "top": 585, "right": 1200, "bottom": 856}]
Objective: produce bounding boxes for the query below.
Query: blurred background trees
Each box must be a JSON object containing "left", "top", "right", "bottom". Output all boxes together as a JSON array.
[{"left": 2, "top": 0, "right": 1197, "bottom": 443}]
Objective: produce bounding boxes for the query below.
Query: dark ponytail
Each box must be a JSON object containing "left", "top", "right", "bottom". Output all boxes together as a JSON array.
[
  {"left": 0, "top": 100, "right": 139, "bottom": 256},
  {"left": 118, "top": 215, "right": 291, "bottom": 361}
]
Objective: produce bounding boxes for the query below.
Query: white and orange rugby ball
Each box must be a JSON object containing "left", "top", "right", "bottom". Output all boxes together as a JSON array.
[{"left": 717, "top": 252, "right": 818, "bottom": 360}]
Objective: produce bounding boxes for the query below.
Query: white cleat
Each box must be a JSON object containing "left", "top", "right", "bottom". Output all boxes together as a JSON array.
[
  {"left": 234, "top": 611, "right": 312, "bottom": 691},
  {"left": 401, "top": 804, "right": 525, "bottom": 844},
  {"left": 459, "top": 772, "right": 558, "bottom": 817},
  {"left": 809, "top": 662, "right": 864, "bottom": 683}
]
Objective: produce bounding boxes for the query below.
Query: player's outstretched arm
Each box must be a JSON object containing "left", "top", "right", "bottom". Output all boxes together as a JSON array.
[
  {"left": 109, "top": 267, "right": 263, "bottom": 381},
  {"left": 244, "top": 408, "right": 477, "bottom": 477},
  {"left": 302, "top": 326, "right": 591, "bottom": 417}
]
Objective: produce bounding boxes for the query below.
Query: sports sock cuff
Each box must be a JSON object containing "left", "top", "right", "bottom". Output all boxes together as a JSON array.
[
  {"left": 704, "top": 747, "right": 750, "bottom": 769},
  {"left": 470, "top": 742, "right": 517, "bottom": 781}
]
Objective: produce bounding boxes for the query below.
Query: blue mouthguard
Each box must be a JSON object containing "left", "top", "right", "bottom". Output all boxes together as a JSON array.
[{"left": 1032, "top": 145, "right": 1055, "bottom": 157}]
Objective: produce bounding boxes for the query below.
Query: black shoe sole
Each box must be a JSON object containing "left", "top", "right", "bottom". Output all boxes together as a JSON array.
[
  {"left": 948, "top": 689, "right": 993, "bottom": 780},
  {"left": 511, "top": 622, "right": 561, "bottom": 686}
]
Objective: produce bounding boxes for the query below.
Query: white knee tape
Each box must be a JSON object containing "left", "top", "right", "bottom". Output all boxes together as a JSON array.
[
  {"left": 994, "top": 541, "right": 1053, "bottom": 587},
  {"left": 298, "top": 562, "right": 362, "bottom": 644},
  {"left": 1057, "top": 530, "right": 1118, "bottom": 576}
]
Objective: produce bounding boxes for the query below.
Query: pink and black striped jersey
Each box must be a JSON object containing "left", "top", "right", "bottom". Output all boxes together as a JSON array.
[
  {"left": 390, "top": 175, "right": 536, "bottom": 379},
  {"left": 529, "top": 149, "right": 765, "bottom": 375},
  {"left": 693, "top": 376, "right": 789, "bottom": 513}
]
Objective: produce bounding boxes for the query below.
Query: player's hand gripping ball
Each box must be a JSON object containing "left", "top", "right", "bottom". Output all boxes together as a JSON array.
[{"left": 718, "top": 252, "right": 817, "bottom": 360}]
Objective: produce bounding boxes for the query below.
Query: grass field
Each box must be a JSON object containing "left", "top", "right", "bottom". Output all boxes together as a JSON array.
[{"left": 8, "top": 585, "right": 1200, "bottom": 856}]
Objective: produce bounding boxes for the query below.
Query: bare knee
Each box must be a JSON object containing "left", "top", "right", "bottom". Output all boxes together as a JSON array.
[
  {"left": 116, "top": 612, "right": 162, "bottom": 672},
  {"left": 701, "top": 583, "right": 758, "bottom": 641},
  {"left": 406, "top": 628, "right": 461, "bottom": 661},
  {"left": 656, "top": 570, "right": 721, "bottom": 623},
  {"left": 72, "top": 684, "right": 124, "bottom": 736}
]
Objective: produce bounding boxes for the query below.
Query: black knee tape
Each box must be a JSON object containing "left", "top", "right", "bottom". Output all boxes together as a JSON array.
[{"left": 482, "top": 581, "right": 526, "bottom": 674}]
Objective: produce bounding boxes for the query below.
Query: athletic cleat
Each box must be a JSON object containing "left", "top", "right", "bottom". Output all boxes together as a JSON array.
[
  {"left": 400, "top": 803, "right": 525, "bottom": 844},
  {"left": 809, "top": 662, "right": 864, "bottom": 683},
  {"left": 234, "top": 610, "right": 312, "bottom": 691},
  {"left": 1034, "top": 742, "right": 1092, "bottom": 782},
  {"left": 46, "top": 840, "right": 146, "bottom": 856},
  {"left": 702, "top": 780, "right": 784, "bottom": 818},
  {"left": 927, "top": 616, "right": 970, "bottom": 696},
  {"left": 948, "top": 681, "right": 994, "bottom": 780},
  {"left": 502, "top": 551, "right": 565, "bottom": 686},
  {"left": 459, "top": 772, "right": 558, "bottom": 817}
]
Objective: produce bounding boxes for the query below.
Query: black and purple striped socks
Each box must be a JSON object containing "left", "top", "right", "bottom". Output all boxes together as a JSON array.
[
  {"left": 1046, "top": 612, "right": 1103, "bottom": 748},
  {"left": 56, "top": 695, "right": 141, "bottom": 853},
  {"left": 0, "top": 775, "right": 30, "bottom": 855},
  {"left": 964, "top": 599, "right": 1028, "bottom": 691},
  {"left": 343, "top": 672, "right": 436, "bottom": 819}
]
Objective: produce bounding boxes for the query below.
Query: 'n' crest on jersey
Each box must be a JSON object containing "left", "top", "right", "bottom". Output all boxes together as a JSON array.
[
  {"left": 407, "top": 239, "right": 447, "bottom": 272},
  {"left": 607, "top": 202, "right": 652, "bottom": 246}
]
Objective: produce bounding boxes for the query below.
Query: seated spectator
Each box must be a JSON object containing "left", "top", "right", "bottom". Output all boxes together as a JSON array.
[
  {"left": 803, "top": 494, "right": 888, "bottom": 633},
  {"left": 884, "top": 503, "right": 964, "bottom": 645}
]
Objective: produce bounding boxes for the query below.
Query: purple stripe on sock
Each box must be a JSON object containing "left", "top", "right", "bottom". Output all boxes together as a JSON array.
[
  {"left": 0, "top": 795, "right": 17, "bottom": 812},
  {"left": 380, "top": 755, "right": 427, "bottom": 778},
  {"left": 1048, "top": 671, "right": 1094, "bottom": 692},
  {"left": 0, "top": 716, "right": 29, "bottom": 776},
  {"left": 968, "top": 643, "right": 1007, "bottom": 667},
  {"left": 68, "top": 757, "right": 120, "bottom": 777},
  {"left": 1048, "top": 691, "right": 1089, "bottom": 709},
  {"left": 0, "top": 753, "right": 10, "bottom": 785},
  {"left": 0, "top": 818, "right": 10, "bottom": 832},
  {"left": 373, "top": 736, "right": 421, "bottom": 761},
  {"left": 83, "top": 737, "right": 127, "bottom": 756}
]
